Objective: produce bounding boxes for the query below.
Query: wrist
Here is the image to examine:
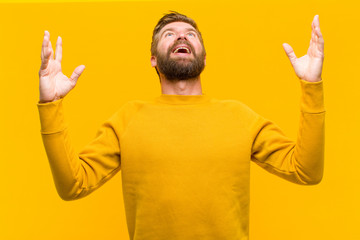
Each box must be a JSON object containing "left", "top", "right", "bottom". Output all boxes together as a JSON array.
[
  {"left": 38, "top": 96, "right": 61, "bottom": 104},
  {"left": 300, "top": 75, "right": 322, "bottom": 83},
  {"left": 299, "top": 79, "right": 325, "bottom": 113}
]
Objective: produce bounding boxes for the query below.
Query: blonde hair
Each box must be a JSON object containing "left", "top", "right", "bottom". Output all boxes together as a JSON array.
[{"left": 151, "top": 11, "right": 205, "bottom": 57}]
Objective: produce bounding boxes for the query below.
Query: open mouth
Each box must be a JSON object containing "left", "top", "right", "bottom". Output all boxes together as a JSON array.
[{"left": 172, "top": 45, "right": 192, "bottom": 54}]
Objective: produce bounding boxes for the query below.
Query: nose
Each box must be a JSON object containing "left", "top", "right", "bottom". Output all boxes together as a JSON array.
[{"left": 177, "top": 32, "right": 187, "bottom": 40}]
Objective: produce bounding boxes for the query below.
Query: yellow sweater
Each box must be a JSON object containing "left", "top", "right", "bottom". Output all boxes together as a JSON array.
[{"left": 37, "top": 79, "right": 325, "bottom": 240}]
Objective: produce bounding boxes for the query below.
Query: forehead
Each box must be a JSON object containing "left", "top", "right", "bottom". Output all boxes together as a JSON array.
[{"left": 159, "top": 21, "right": 197, "bottom": 34}]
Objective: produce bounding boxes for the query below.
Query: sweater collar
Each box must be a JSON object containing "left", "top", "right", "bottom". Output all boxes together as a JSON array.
[{"left": 155, "top": 93, "right": 211, "bottom": 105}]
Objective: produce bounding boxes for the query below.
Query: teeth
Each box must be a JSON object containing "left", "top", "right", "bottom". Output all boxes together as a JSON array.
[{"left": 174, "top": 47, "right": 190, "bottom": 53}]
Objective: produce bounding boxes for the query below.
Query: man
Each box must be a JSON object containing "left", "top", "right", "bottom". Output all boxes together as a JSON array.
[{"left": 38, "top": 11, "right": 325, "bottom": 240}]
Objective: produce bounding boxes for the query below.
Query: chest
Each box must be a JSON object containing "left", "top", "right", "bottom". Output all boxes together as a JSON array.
[{"left": 120, "top": 106, "right": 253, "bottom": 174}]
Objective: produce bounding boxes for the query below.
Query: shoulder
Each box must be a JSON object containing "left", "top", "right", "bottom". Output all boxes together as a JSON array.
[
  {"left": 209, "top": 98, "right": 267, "bottom": 136},
  {"left": 119, "top": 99, "right": 148, "bottom": 111},
  {"left": 111, "top": 99, "right": 149, "bottom": 119},
  {"left": 210, "top": 98, "right": 262, "bottom": 127},
  {"left": 103, "top": 99, "right": 151, "bottom": 134},
  {"left": 212, "top": 98, "right": 259, "bottom": 116}
]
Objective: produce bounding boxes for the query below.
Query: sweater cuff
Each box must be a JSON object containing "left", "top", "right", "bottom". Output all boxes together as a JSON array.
[
  {"left": 37, "top": 98, "right": 67, "bottom": 134},
  {"left": 299, "top": 79, "right": 325, "bottom": 113}
]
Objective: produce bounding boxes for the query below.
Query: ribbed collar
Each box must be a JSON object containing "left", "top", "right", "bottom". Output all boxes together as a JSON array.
[{"left": 155, "top": 93, "right": 212, "bottom": 105}]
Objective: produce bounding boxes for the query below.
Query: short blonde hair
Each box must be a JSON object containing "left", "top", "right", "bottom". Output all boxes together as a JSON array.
[{"left": 151, "top": 11, "right": 205, "bottom": 57}]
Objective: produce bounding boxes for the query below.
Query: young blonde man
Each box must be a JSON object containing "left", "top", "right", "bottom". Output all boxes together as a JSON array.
[{"left": 38, "top": 12, "right": 325, "bottom": 240}]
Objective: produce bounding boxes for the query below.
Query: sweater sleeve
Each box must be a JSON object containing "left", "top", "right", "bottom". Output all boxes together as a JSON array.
[
  {"left": 251, "top": 79, "right": 325, "bottom": 185},
  {"left": 37, "top": 99, "right": 122, "bottom": 200}
]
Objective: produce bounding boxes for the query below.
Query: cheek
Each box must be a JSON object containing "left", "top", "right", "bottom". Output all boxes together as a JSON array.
[
  {"left": 158, "top": 41, "right": 172, "bottom": 53},
  {"left": 193, "top": 44, "right": 203, "bottom": 55},
  {"left": 190, "top": 39, "right": 202, "bottom": 50}
]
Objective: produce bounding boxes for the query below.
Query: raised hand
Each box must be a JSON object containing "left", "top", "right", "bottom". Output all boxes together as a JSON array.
[
  {"left": 283, "top": 15, "right": 324, "bottom": 82},
  {"left": 39, "top": 31, "right": 85, "bottom": 103}
]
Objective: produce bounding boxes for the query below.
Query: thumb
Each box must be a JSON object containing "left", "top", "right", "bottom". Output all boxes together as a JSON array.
[
  {"left": 282, "top": 43, "right": 297, "bottom": 66},
  {"left": 70, "top": 65, "right": 85, "bottom": 85}
]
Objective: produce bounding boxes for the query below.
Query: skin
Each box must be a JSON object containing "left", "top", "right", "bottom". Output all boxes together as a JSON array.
[
  {"left": 150, "top": 21, "right": 206, "bottom": 95},
  {"left": 283, "top": 15, "right": 324, "bottom": 82},
  {"left": 38, "top": 15, "right": 324, "bottom": 103},
  {"left": 38, "top": 31, "right": 85, "bottom": 103}
]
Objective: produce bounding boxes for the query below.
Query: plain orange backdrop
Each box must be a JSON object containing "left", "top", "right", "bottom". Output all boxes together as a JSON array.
[{"left": 1, "top": 0, "right": 359, "bottom": 239}]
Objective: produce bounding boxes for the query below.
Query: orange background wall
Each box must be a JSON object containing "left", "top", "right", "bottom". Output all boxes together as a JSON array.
[{"left": 1, "top": 0, "right": 359, "bottom": 239}]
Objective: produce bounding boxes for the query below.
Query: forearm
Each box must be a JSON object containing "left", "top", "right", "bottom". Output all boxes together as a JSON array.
[
  {"left": 293, "top": 79, "right": 325, "bottom": 184},
  {"left": 251, "top": 79, "right": 325, "bottom": 185},
  {"left": 38, "top": 99, "right": 92, "bottom": 200}
]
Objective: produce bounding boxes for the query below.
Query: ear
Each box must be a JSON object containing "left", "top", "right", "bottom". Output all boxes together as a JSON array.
[{"left": 151, "top": 56, "right": 157, "bottom": 67}]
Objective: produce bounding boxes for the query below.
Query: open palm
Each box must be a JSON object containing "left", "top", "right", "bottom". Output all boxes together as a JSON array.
[
  {"left": 39, "top": 31, "right": 85, "bottom": 103},
  {"left": 283, "top": 15, "right": 324, "bottom": 82}
]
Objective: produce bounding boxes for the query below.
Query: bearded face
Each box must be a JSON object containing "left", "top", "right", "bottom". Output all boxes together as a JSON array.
[
  {"left": 156, "top": 39, "right": 206, "bottom": 81},
  {"left": 152, "top": 22, "right": 206, "bottom": 82}
]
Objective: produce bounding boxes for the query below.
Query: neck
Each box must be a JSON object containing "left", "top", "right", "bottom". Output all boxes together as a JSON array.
[{"left": 159, "top": 74, "right": 203, "bottom": 95}]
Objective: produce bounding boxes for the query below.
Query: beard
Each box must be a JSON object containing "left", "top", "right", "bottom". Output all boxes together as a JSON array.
[{"left": 156, "top": 40, "right": 205, "bottom": 81}]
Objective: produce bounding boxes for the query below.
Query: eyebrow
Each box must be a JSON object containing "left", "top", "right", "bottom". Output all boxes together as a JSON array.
[{"left": 160, "top": 27, "right": 198, "bottom": 38}]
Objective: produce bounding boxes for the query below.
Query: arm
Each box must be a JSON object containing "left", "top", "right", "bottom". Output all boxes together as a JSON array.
[
  {"left": 251, "top": 15, "right": 325, "bottom": 185},
  {"left": 38, "top": 32, "right": 121, "bottom": 200},
  {"left": 251, "top": 79, "right": 325, "bottom": 185},
  {"left": 38, "top": 99, "right": 122, "bottom": 200}
]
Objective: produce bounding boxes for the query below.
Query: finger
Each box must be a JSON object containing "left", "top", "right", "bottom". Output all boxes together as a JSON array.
[
  {"left": 48, "top": 40, "right": 54, "bottom": 60},
  {"left": 41, "top": 31, "right": 50, "bottom": 61},
  {"left": 311, "top": 16, "right": 315, "bottom": 30},
  {"left": 314, "top": 15, "right": 320, "bottom": 29},
  {"left": 314, "top": 23, "right": 323, "bottom": 43},
  {"left": 312, "top": 15, "right": 323, "bottom": 39},
  {"left": 69, "top": 65, "right": 86, "bottom": 85},
  {"left": 315, "top": 27, "right": 323, "bottom": 39},
  {"left": 40, "top": 31, "right": 52, "bottom": 70},
  {"left": 282, "top": 43, "right": 297, "bottom": 66},
  {"left": 311, "top": 31, "right": 317, "bottom": 44},
  {"left": 315, "top": 27, "right": 324, "bottom": 53},
  {"left": 312, "top": 15, "right": 324, "bottom": 54},
  {"left": 55, "top": 36, "right": 62, "bottom": 62}
]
